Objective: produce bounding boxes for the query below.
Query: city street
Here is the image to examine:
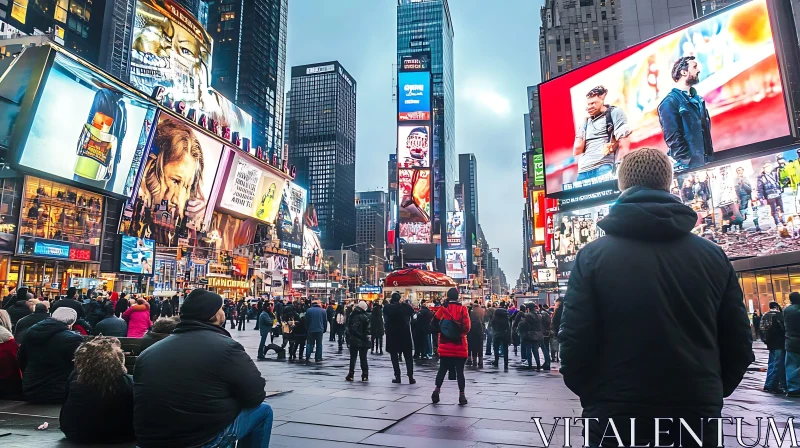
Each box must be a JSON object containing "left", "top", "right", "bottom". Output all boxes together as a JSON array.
[{"left": 0, "top": 326, "right": 796, "bottom": 448}]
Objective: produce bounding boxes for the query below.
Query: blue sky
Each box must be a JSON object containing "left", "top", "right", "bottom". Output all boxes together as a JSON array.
[{"left": 286, "top": 0, "right": 542, "bottom": 283}]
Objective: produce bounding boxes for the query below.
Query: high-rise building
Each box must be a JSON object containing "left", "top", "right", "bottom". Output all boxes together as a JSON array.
[
  {"left": 458, "top": 153, "right": 479, "bottom": 277},
  {"left": 287, "top": 61, "right": 357, "bottom": 250},
  {"left": 99, "top": 0, "right": 135, "bottom": 81},
  {"left": 397, "top": 0, "right": 455, "bottom": 252},
  {"left": 619, "top": 0, "right": 695, "bottom": 48},
  {"left": 356, "top": 191, "right": 388, "bottom": 283},
  {"left": 207, "top": 0, "right": 287, "bottom": 153},
  {"left": 173, "top": 0, "right": 209, "bottom": 27}
]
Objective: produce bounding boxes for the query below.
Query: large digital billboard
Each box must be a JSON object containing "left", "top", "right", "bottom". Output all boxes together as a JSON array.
[
  {"left": 397, "top": 125, "right": 430, "bottom": 168},
  {"left": 398, "top": 72, "right": 431, "bottom": 121},
  {"left": 119, "top": 236, "right": 155, "bottom": 275},
  {"left": 218, "top": 153, "right": 287, "bottom": 224},
  {"left": 399, "top": 169, "right": 431, "bottom": 223},
  {"left": 552, "top": 203, "right": 610, "bottom": 272},
  {"left": 130, "top": 0, "right": 252, "bottom": 140},
  {"left": 17, "top": 53, "right": 157, "bottom": 197},
  {"left": 446, "top": 211, "right": 464, "bottom": 249},
  {"left": 123, "top": 114, "right": 224, "bottom": 246},
  {"left": 532, "top": 190, "right": 546, "bottom": 244},
  {"left": 540, "top": 0, "right": 791, "bottom": 195},
  {"left": 445, "top": 249, "right": 468, "bottom": 279},
  {"left": 276, "top": 182, "right": 307, "bottom": 255}
]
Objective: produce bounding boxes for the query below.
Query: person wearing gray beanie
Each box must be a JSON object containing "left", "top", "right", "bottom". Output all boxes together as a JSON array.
[{"left": 558, "top": 147, "right": 755, "bottom": 446}]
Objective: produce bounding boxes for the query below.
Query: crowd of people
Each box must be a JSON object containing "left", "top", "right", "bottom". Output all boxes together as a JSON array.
[{"left": 755, "top": 296, "right": 800, "bottom": 397}]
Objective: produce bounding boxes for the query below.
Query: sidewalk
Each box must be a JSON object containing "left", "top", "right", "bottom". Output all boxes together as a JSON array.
[{"left": 0, "top": 330, "right": 796, "bottom": 447}]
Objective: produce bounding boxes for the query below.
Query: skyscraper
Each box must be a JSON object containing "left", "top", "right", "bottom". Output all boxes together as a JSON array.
[
  {"left": 287, "top": 61, "right": 357, "bottom": 250},
  {"left": 397, "top": 0, "right": 455, "bottom": 255},
  {"left": 207, "top": 0, "right": 287, "bottom": 153},
  {"left": 619, "top": 0, "right": 695, "bottom": 47},
  {"left": 356, "top": 191, "right": 388, "bottom": 282},
  {"left": 458, "top": 153, "right": 479, "bottom": 277}
]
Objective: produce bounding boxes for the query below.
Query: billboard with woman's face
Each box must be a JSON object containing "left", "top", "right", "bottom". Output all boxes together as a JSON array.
[
  {"left": 123, "top": 114, "right": 223, "bottom": 245},
  {"left": 540, "top": 0, "right": 791, "bottom": 195}
]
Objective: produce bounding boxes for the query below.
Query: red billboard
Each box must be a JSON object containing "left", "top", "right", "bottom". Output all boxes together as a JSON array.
[{"left": 540, "top": 0, "right": 791, "bottom": 195}]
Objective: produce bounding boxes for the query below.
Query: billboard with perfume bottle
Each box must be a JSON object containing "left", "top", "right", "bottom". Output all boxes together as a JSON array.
[{"left": 16, "top": 53, "right": 158, "bottom": 196}]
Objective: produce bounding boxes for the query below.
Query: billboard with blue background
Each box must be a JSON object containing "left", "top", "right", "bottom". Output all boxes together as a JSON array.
[{"left": 398, "top": 72, "right": 431, "bottom": 121}]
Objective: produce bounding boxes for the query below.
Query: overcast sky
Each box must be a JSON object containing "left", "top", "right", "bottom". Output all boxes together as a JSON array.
[{"left": 285, "top": 0, "right": 542, "bottom": 282}]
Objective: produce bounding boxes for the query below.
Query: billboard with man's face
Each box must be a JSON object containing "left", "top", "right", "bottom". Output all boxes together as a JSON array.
[
  {"left": 397, "top": 125, "right": 430, "bottom": 168},
  {"left": 540, "top": 0, "right": 791, "bottom": 195}
]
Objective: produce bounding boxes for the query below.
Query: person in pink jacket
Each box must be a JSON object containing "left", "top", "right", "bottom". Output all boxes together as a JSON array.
[{"left": 123, "top": 298, "right": 151, "bottom": 338}]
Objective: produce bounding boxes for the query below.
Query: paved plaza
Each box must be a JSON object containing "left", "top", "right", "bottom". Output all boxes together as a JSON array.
[{"left": 0, "top": 327, "right": 797, "bottom": 447}]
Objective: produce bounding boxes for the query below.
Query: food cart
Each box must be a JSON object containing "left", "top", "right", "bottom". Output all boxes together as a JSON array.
[{"left": 383, "top": 269, "right": 457, "bottom": 306}]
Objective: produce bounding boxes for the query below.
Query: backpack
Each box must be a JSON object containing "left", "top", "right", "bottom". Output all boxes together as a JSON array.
[
  {"left": 583, "top": 105, "right": 616, "bottom": 144},
  {"left": 336, "top": 313, "right": 345, "bottom": 325},
  {"left": 439, "top": 306, "right": 463, "bottom": 342},
  {"left": 760, "top": 311, "right": 779, "bottom": 343}
]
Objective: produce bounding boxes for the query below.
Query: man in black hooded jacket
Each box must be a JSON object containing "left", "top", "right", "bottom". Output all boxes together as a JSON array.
[{"left": 559, "top": 148, "right": 753, "bottom": 447}]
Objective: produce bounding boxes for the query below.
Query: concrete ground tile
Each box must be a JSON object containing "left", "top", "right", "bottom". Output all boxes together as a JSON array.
[
  {"left": 268, "top": 434, "right": 368, "bottom": 448},
  {"left": 330, "top": 389, "right": 407, "bottom": 401},
  {"left": 272, "top": 422, "right": 375, "bottom": 443},
  {"left": 417, "top": 404, "right": 535, "bottom": 423},
  {"left": 360, "top": 432, "right": 506, "bottom": 448},
  {"left": 264, "top": 394, "right": 336, "bottom": 410},
  {"left": 275, "top": 411, "right": 397, "bottom": 431}
]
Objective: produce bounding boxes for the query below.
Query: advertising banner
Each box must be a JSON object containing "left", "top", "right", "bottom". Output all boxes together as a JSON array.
[
  {"left": 218, "top": 153, "right": 287, "bottom": 224},
  {"left": 537, "top": 268, "right": 557, "bottom": 283},
  {"left": 398, "top": 72, "right": 431, "bottom": 121},
  {"left": 399, "top": 169, "right": 431, "bottom": 224},
  {"left": 130, "top": 0, "right": 252, "bottom": 140},
  {"left": 397, "top": 125, "right": 430, "bottom": 168},
  {"left": 552, "top": 203, "right": 610, "bottom": 273},
  {"left": 446, "top": 211, "right": 464, "bottom": 249},
  {"left": 123, "top": 114, "right": 224, "bottom": 246},
  {"left": 544, "top": 197, "right": 559, "bottom": 253},
  {"left": 276, "top": 182, "right": 307, "bottom": 255},
  {"left": 17, "top": 53, "right": 157, "bottom": 197},
  {"left": 540, "top": 0, "right": 790, "bottom": 195},
  {"left": 532, "top": 190, "right": 546, "bottom": 244},
  {"left": 399, "top": 223, "right": 431, "bottom": 245},
  {"left": 296, "top": 227, "right": 322, "bottom": 271},
  {"left": 532, "top": 153, "right": 545, "bottom": 187},
  {"left": 120, "top": 236, "right": 155, "bottom": 275},
  {"left": 445, "top": 249, "right": 468, "bottom": 279},
  {"left": 207, "top": 212, "right": 251, "bottom": 251}
]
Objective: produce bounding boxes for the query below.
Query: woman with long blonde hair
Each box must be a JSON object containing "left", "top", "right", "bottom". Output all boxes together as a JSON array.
[{"left": 59, "top": 337, "right": 135, "bottom": 444}]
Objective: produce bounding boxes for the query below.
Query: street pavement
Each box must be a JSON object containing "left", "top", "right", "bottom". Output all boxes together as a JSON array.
[{"left": 0, "top": 323, "right": 798, "bottom": 447}]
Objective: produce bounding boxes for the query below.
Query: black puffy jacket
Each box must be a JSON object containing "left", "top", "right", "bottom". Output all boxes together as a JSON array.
[
  {"left": 7, "top": 300, "right": 31, "bottom": 328},
  {"left": 491, "top": 308, "right": 511, "bottom": 339},
  {"left": 347, "top": 307, "right": 371, "bottom": 348},
  {"left": 560, "top": 187, "right": 754, "bottom": 446},
  {"left": 133, "top": 320, "right": 266, "bottom": 448},
  {"left": 13, "top": 310, "right": 49, "bottom": 345},
  {"left": 93, "top": 316, "right": 128, "bottom": 337},
  {"left": 18, "top": 318, "right": 83, "bottom": 404}
]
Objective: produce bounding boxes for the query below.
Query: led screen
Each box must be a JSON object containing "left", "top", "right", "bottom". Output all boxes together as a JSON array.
[
  {"left": 123, "top": 114, "right": 224, "bottom": 246},
  {"left": 276, "top": 182, "right": 307, "bottom": 255},
  {"left": 532, "top": 190, "right": 546, "bottom": 244},
  {"left": 218, "top": 152, "right": 287, "bottom": 224},
  {"left": 398, "top": 72, "right": 431, "bottom": 121},
  {"left": 399, "top": 168, "right": 431, "bottom": 244},
  {"left": 446, "top": 211, "right": 464, "bottom": 249},
  {"left": 398, "top": 125, "right": 430, "bottom": 168},
  {"left": 445, "top": 249, "right": 468, "bottom": 279},
  {"left": 540, "top": 0, "right": 790, "bottom": 194},
  {"left": 120, "top": 235, "right": 155, "bottom": 275},
  {"left": 18, "top": 53, "right": 157, "bottom": 196},
  {"left": 552, "top": 203, "right": 610, "bottom": 272}
]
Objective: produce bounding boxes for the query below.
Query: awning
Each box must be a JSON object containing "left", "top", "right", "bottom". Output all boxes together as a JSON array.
[{"left": 384, "top": 269, "right": 457, "bottom": 288}]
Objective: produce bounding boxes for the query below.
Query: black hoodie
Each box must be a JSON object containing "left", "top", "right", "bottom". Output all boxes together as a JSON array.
[
  {"left": 559, "top": 187, "right": 754, "bottom": 446},
  {"left": 17, "top": 318, "right": 83, "bottom": 404}
]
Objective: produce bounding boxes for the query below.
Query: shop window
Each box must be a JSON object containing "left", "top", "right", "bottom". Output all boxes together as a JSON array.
[
  {"left": 755, "top": 269, "right": 773, "bottom": 314},
  {"left": 789, "top": 265, "right": 800, "bottom": 296},
  {"left": 771, "top": 267, "right": 790, "bottom": 309}
]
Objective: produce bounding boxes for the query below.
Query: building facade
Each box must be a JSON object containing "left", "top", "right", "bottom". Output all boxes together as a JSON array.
[
  {"left": 356, "top": 191, "right": 388, "bottom": 284},
  {"left": 458, "top": 153, "right": 479, "bottom": 277},
  {"left": 397, "top": 0, "right": 455, "bottom": 257},
  {"left": 287, "top": 61, "right": 357, "bottom": 250},
  {"left": 619, "top": 0, "right": 695, "bottom": 48},
  {"left": 208, "top": 0, "right": 287, "bottom": 154}
]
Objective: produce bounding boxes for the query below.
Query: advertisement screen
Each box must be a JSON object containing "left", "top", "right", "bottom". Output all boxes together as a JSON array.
[
  {"left": 399, "top": 222, "right": 431, "bottom": 245},
  {"left": 398, "top": 72, "right": 431, "bottom": 121},
  {"left": 296, "top": 228, "right": 322, "bottom": 271},
  {"left": 218, "top": 153, "right": 287, "bottom": 224},
  {"left": 532, "top": 190, "right": 546, "bottom": 244},
  {"left": 541, "top": 0, "right": 790, "bottom": 194},
  {"left": 445, "top": 249, "right": 468, "bottom": 279},
  {"left": 18, "top": 54, "right": 157, "bottom": 196},
  {"left": 276, "top": 182, "right": 307, "bottom": 255},
  {"left": 130, "top": 0, "right": 252, "bottom": 140},
  {"left": 399, "top": 169, "right": 431, "bottom": 224},
  {"left": 537, "top": 268, "right": 557, "bottom": 283},
  {"left": 398, "top": 125, "right": 430, "bottom": 168},
  {"left": 552, "top": 203, "right": 610, "bottom": 272},
  {"left": 124, "top": 114, "right": 224, "bottom": 246},
  {"left": 670, "top": 147, "right": 800, "bottom": 259},
  {"left": 120, "top": 236, "right": 155, "bottom": 275},
  {"left": 446, "top": 211, "right": 464, "bottom": 248}
]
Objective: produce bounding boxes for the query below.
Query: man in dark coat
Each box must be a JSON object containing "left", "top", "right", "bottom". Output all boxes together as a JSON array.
[
  {"left": 327, "top": 301, "right": 337, "bottom": 341},
  {"left": 785, "top": 292, "right": 800, "bottom": 397},
  {"left": 490, "top": 303, "right": 511, "bottom": 369},
  {"left": 304, "top": 300, "right": 327, "bottom": 362},
  {"left": 18, "top": 308, "right": 83, "bottom": 403},
  {"left": 383, "top": 292, "right": 415, "bottom": 383},
  {"left": 559, "top": 148, "right": 753, "bottom": 447},
  {"left": 133, "top": 289, "right": 272, "bottom": 448},
  {"left": 93, "top": 306, "right": 128, "bottom": 337},
  {"left": 345, "top": 301, "right": 371, "bottom": 381},
  {"left": 370, "top": 302, "right": 385, "bottom": 354},
  {"left": 412, "top": 302, "right": 433, "bottom": 359},
  {"left": 149, "top": 297, "right": 162, "bottom": 322},
  {"left": 761, "top": 302, "right": 786, "bottom": 394},
  {"left": 51, "top": 287, "right": 85, "bottom": 319},
  {"left": 7, "top": 288, "right": 32, "bottom": 328},
  {"left": 14, "top": 302, "right": 49, "bottom": 345}
]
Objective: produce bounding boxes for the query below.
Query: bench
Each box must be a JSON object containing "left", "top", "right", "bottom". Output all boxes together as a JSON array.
[{"left": 116, "top": 337, "right": 143, "bottom": 374}]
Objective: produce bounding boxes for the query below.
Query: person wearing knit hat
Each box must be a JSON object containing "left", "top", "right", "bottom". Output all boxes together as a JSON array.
[
  {"left": 132, "top": 287, "right": 273, "bottom": 448},
  {"left": 357, "top": 301, "right": 368, "bottom": 311},
  {"left": 431, "top": 286, "right": 471, "bottom": 405},
  {"left": 345, "top": 297, "right": 372, "bottom": 382},
  {"left": 558, "top": 155, "right": 754, "bottom": 444},
  {"left": 52, "top": 307, "right": 77, "bottom": 328},
  {"left": 617, "top": 147, "right": 673, "bottom": 192}
]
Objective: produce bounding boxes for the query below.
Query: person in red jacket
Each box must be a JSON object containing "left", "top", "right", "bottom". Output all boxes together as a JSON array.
[
  {"left": 0, "top": 315, "right": 22, "bottom": 400},
  {"left": 431, "top": 288, "right": 471, "bottom": 405}
]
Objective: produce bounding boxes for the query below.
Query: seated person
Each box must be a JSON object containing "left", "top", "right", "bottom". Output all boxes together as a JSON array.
[
  {"left": 14, "top": 302, "right": 50, "bottom": 346},
  {"left": 93, "top": 306, "right": 128, "bottom": 337},
  {"left": 18, "top": 308, "right": 83, "bottom": 404},
  {"left": 133, "top": 289, "right": 273, "bottom": 448},
  {"left": 59, "top": 337, "right": 135, "bottom": 444},
  {"left": 0, "top": 321, "right": 22, "bottom": 400},
  {"left": 138, "top": 316, "right": 180, "bottom": 353}
]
